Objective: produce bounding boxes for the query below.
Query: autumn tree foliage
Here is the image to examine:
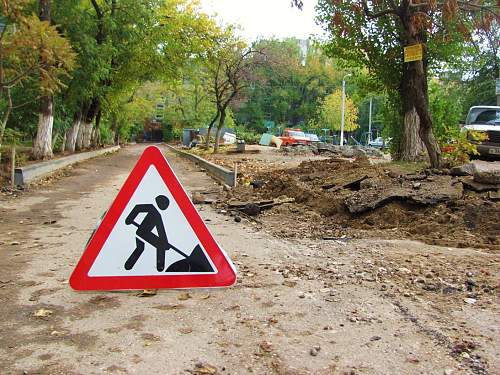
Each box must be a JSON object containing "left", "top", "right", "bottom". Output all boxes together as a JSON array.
[
  {"left": 0, "top": 0, "right": 75, "bottom": 159},
  {"left": 312, "top": 0, "right": 499, "bottom": 168},
  {"left": 319, "top": 89, "right": 359, "bottom": 133}
]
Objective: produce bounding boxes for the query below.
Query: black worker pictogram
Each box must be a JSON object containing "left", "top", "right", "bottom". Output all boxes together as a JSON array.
[{"left": 124, "top": 195, "right": 214, "bottom": 273}]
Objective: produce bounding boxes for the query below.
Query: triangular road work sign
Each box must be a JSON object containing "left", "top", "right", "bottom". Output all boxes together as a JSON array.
[{"left": 70, "top": 146, "right": 237, "bottom": 291}]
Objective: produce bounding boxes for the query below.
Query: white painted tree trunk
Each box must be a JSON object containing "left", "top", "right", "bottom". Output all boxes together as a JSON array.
[
  {"left": 91, "top": 126, "right": 99, "bottom": 147},
  {"left": 401, "top": 107, "right": 425, "bottom": 161},
  {"left": 75, "top": 122, "right": 84, "bottom": 151},
  {"left": 66, "top": 116, "right": 81, "bottom": 153},
  {"left": 33, "top": 97, "right": 54, "bottom": 160},
  {"left": 82, "top": 122, "right": 93, "bottom": 149},
  {"left": 92, "top": 128, "right": 101, "bottom": 147},
  {"left": 60, "top": 131, "right": 66, "bottom": 153}
]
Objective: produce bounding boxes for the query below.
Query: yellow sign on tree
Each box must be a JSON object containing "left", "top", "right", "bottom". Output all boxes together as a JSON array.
[{"left": 404, "top": 44, "right": 423, "bottom": 63}]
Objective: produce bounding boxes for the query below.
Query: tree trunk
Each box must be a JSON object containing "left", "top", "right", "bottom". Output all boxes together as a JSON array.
[
  {"left": 0, "top": 87, "right": 13, "bottom": 164},
  {"left": 92, "top": 127, "right": 101, "bottom": 146},
  {"left": 91, "top": 109, "right": 102, "bottom": 147},
  {"left": 205, "top": 111, "right": 220, "bottom": 149},
  {"left": 213, "top": 109, "right": 226, "bottom": 154},
  {"left": 416, "top": 103, "right": 441, "bottom": 168},
  {"left": 82, "top": 98, "right": 100, "bottom": 149},
  {"left": 33, "top": 96, "right": 54, "bottom": 159},
  {"left": 400, "top": 107, "right": 424, "bottom": 161},
  {"left": 111, "top": 114, "right": 120, "bottom": 145},
  {"left": 412, "top": 63, "right": 441, "bottom": 168},
  {"left": 60, "top": 131, "right": 66, "bottom": 153},
  {"left": 82, "top": 121, "right": 93, "bottom": 148},
  {"left": 33, "top": 0, "right": 53, "bottom": 160},
  {"left": 75, "top": 120, "right": 84, "bottom": 151},
  {"left": 66, "top": 110, "right": 82, "bottom": 152},
  {"left": 399, "top": 13, "right": 441, "bottom": 168}
]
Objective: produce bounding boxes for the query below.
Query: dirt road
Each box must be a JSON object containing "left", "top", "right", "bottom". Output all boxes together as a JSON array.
[{"left": 1, "top": 144, "right": 498, "bottom": 375}]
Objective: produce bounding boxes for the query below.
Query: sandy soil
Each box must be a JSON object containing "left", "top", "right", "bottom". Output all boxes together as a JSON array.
[{"left": 0, "top": 144, "right": 498, "bottom": 375}]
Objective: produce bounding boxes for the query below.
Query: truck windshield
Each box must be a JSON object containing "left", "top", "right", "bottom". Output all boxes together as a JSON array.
[
  {"left": 288, "top": 131, "right": 306, "bottom": 137},
  {"left": 466, "top": 108, "right": 500, "bottom": 125}
]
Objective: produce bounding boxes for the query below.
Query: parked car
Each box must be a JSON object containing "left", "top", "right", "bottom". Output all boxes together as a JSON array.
[
  {"left": 305, "top": 133, "right": 320, "bottom": 143},
  {"left": 368, "top": 137, "right": 390, "bottom": 148},
  {"left": 462, "top": 106, "right": 500, "bottom": 157},
  {"left": 279, "top": 129, "right": 312, "bottom": 146}
]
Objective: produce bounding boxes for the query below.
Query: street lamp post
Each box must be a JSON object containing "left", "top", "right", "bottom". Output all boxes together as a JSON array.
[
  {"left": 340, "top": 73, "right": 352, "bottom": 146},
  {"left": 368, "top": 97, "right": 373, "bottom": 144}
]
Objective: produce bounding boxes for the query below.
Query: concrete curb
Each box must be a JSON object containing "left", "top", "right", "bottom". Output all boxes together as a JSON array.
[
  {"left": 15, "top": 146, "right": 121, "bottom": 185},
  {"left": 165, "top": 145, "right": 237, "bottom": 187}
]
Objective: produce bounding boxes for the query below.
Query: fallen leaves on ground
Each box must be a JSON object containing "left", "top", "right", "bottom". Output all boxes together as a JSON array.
[{"left": 34, "top": 308, "right": 53, "bottom": 318}]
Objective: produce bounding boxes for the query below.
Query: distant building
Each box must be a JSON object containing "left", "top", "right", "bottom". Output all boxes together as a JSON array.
[
  {"left": 142, "top": 119, "right": 163, "bottom": 142},
  {"left": 142, "top": 95, "right": 166, "bottom": 142}
]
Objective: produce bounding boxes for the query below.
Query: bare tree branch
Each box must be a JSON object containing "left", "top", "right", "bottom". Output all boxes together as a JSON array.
[{"left": 409, "top": 0, "right": 430, "bottom": 8}]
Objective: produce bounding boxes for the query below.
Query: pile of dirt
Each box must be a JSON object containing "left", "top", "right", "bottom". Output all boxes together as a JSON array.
[{"left": 221, "top": 158, "right": 500, "bottom": 251}]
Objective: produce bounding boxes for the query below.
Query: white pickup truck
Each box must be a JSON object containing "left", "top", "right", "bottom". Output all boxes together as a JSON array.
[{"left": 462, "top": 106, "right": 500, "bottom": 157}]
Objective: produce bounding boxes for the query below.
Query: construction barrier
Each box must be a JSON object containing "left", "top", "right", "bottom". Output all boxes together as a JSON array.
[
  {"left": 165, "top": 145, "right": 237, "bottom": 187},
  {"left": 14, "top": 146, "right": 120, "bottom": 186}
]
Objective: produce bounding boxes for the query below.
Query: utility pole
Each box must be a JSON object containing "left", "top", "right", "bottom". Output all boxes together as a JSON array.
[
  {"left": 340, "top": 73, "right": 351, "bottom": 146},
  {"left": 368, "top": 97, "right": 373, "bottom": 145}
]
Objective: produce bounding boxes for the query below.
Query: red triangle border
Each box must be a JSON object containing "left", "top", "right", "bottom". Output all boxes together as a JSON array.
[{"left": 69, "top": 146, "right": 237, "bottom": 291}]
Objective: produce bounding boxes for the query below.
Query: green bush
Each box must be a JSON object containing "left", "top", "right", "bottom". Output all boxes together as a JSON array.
[
  {"left": 2, "top": 128, "right": 24, "bottom": 145},
  {"left": 429, "top": 80, "right": 463, "bottom": 144},
  {"left": 100, "top": 124, "right": 115, "bottom": 145},
  {"left": 441, "top": 130, "right": 487, "bottom": 166},
  {"left": 380, "top": 92, "right": 403, "bottom": 157},
  {"left": 235, "top": 125, "right": 261, "bottom": 144}
]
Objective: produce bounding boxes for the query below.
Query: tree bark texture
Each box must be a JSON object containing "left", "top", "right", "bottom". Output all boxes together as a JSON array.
[
  {"left": 33, "top": 96, "right": 54, "bottom": 159},
  {"left": 205, "top": 111, "right": 220, "bottom": 148},
  {"left": 66, "top": 110, "right": 82, "bottom": 153},
  {"left": 91, "top": 110, "right": 102, "bottom": 147},
  {"left": 60, "top": 131, "right": 66, "bottom": 152},
  {"left": 213, "top": 109, "right": 226, "bottom": 153},
  {"left": 82, "top": 122, "right": 93, "bottom": 149},
  {"left": 33, "top": 0, "right": 54, "bottom": 160},
  {"left": 405, "top": 57, "right": 441, "bottom": 167},
  {"left": 82, "top": 99, "right": 99, "bottom": 149},
  {"left": 76, "top": 121, "right": 84, "bottom": 151},
  {"left": 399, "top": 8, "right": 441, "bottom": 168},
  {"left": 400, "top": 107, "right": 425, "bottom": 161}
]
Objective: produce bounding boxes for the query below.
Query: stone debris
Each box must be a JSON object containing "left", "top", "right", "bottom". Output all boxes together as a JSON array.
[
  {"left": 345, "top": 175, "right": 463, "bottom": 214},
  {"left": 473, "top": 168, "right": 500, "bottom": 185},
  {"left": 450, "top": 163, "right": 476, "bottom": 176}
]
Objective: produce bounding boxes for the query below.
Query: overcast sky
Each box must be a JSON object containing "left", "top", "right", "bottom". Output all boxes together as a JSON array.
[{"left": 199, "top": 0, "right": 322, "bottom": 41}]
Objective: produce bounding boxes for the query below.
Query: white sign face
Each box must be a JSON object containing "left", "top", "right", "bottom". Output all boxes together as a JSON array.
[
  {"left": 88, "top": 165, "right": 216, "bottom": 277},
  {"left": 496, "top": 78, "right": 500, "bottom": 95}
]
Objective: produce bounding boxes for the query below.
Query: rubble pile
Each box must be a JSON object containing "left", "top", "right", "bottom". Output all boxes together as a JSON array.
[
  {"left": 277, "top": 143, "right": 386, "bottom": 158},
  {"left": 220, "top": 158, "right": 500, "bottom": 250}
]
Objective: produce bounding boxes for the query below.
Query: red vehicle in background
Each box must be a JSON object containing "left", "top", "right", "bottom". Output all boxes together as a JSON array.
[{"left": 279, "top": 128, "right": 312, "bottom": 146}]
